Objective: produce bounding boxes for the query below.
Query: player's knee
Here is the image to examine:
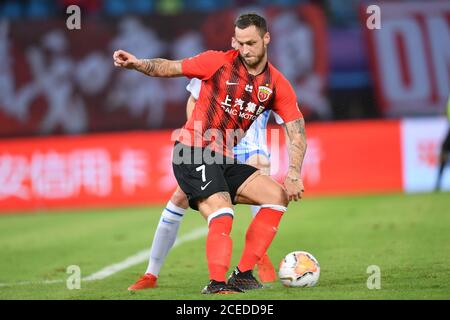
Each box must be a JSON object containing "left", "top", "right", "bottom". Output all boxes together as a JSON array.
[
  {"left": 198, "top": 193, "right": 233, "bottom": 217},
  {"left": 267, "top": 186, "right": 288, "bottom": 207},
  {"left": 170, "top": 188, "right": 189, "bottom": 209},
  {"left": 279, "top": 187, "right": 289, "bottom": 207}
]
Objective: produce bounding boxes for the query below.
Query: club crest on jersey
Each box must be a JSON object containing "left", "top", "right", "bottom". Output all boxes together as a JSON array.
[{"left": 258, "top": 85, "right": 272, "bottom": 102}]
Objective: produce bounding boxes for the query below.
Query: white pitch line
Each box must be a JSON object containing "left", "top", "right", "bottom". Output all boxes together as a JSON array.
[
  {"left": 0, "top": 227, "right": 207, "bottom": 288},
  {"left": 0, "top": 279, "right": 64, "bottom": 287},
  {"left": 82, "top": 226, "right": 207, "bottom": 281}
]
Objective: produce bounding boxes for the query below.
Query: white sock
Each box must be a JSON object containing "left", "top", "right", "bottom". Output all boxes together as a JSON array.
[
  {"left": 146, "top": 201, "right": 186, "bottom": 276},
  {"left": 250, "top": 205, "right": 261, "bottom": 218}
]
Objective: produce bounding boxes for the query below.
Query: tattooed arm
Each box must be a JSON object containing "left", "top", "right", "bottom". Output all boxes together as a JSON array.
[
  {"left": 283, "top": 118, "right": 307, "bottom": 201},
  {"left": 113, "top": 49, "right": 183, "bottom": 77}
]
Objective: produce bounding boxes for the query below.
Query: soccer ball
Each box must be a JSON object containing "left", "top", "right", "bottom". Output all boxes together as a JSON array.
[{"left": 278, "top": 251, "right": 320, "bottom": 287}]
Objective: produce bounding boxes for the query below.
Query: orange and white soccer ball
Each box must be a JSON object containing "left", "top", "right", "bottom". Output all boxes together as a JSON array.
[{"left": 278, "top": 251, "right": 320, "bottom": 287}]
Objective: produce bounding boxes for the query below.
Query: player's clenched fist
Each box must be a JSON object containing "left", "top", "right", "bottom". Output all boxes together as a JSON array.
[{"left": 113, "top": 49, "right": 139, "bottom": 69}]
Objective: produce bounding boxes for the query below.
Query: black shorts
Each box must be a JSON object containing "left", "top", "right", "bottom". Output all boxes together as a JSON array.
[
  {"left": 172, "top": 141, "right": 258, "bottom": 211},
  {"left": 442, "top": 129, "right": 450, "bottom": 152}
]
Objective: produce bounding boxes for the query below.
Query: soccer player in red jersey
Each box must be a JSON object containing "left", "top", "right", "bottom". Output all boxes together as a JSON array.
[
  {"left": 114, "top": 13, "right": 307, "bottom": 294},
  {"left": 128, "top": 78, "right": 279, "bottom": 291}
]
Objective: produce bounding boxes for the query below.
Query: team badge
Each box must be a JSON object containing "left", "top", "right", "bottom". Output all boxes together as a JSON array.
[{"left": 258, "top": 85, "right": 272, "bottom": 102}]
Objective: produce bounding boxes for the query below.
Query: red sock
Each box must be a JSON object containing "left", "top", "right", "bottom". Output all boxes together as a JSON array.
[
  {"left": 206, "top": 215, "right": 233, "bottom": 282},
  {"left": 238, "top": 207, "right": 284, "bottom": 272}
]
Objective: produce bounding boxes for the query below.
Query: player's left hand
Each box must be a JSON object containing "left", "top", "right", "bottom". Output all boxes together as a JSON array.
[{"left": 284, "top": 177, "right": 304, "bottom": 202}]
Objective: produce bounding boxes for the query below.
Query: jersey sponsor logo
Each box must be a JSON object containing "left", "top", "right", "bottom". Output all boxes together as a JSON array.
[
  {"left": 220, "top": 94, "right": 264, "bottom": 121},
  {"left": 258, "top": 85, "right": 272, "bottom": 102}
]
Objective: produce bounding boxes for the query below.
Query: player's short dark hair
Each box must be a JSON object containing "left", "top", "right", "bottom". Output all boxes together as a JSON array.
[{"left": 234, "top": 13, "right": 268, "bottom": 36}]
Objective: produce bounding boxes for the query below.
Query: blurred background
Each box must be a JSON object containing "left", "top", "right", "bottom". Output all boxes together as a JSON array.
[{"left": 0, "top": 0, "right": 449, "bottom": 212}]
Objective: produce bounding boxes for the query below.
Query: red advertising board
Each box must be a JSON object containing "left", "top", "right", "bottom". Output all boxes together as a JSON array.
[
  {"left": 362, "top": 1, "right": 450, "bottom": 117},
  {"left": 0, "top": 131, "right": 178, "bottom": 212},
  {"left": 269, "top": 120, "right": 403, "bottom": 196},
  {"left": 302, "top": 120, "right": 402, "bottom": 195},
  {"left": 0, "top": 120, "right": 403, "bottom": 213}
]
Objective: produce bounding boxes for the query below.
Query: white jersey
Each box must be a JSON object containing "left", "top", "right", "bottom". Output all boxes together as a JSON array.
[{"left": 186, "top": 78, "right": 283, "bottom": 162}]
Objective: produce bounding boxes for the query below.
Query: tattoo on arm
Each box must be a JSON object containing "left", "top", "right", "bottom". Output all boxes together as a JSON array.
[
  {"left": 137, "top": 58, "right": 183, "bottom": 77},
  {"left": 285, "top": 118, "right": 307, "bottom": 178},
  {"left": 286, "top": 118, "right": 306, "bottom": 139}
]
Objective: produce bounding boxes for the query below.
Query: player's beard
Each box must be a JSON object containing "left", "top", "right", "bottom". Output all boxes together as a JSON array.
[{"left": 241, "top": 48, "right": 266, "bottom": 68}]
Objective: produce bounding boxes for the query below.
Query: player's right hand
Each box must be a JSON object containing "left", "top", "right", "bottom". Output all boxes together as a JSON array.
[
  {"left": 284, "top": 177, "right": 304, "bottom": 202},
  {"left": 113, "top": 49, "right": 139, "bottom": 69}
]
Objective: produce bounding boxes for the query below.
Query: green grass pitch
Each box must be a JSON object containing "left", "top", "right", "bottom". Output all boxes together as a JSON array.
[{"left": 0, "top": 192, "right": 449, "bottom": 300}]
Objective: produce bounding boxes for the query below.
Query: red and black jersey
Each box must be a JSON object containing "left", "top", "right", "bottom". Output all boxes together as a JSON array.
[{"left": 179, "top": 49, "right": 303, "bottom": 157}]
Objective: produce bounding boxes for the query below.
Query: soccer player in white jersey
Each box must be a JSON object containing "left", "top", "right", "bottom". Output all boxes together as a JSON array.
[{"left": 128, "top": 78, "right": 284, "bottom": 291}]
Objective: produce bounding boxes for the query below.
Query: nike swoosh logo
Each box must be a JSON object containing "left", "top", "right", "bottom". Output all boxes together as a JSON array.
[
  {"left": 201, "top": 180, "right": 213, "bottom": 190},
  {"left": 226, "top": 81, "right": 238, "bottom": 85}
]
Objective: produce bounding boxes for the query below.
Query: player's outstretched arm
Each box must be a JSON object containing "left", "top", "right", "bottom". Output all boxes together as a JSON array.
[
  {"left": 113, "top": 49, "right": 183, "bottom": 77},
  {"left": 284, "top": 118, "right": 307, "bottom": 201}
]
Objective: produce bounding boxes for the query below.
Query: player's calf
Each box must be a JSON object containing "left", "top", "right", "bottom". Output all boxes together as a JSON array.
[
  {"left": 205, "top": 211, "right": 234, "bottom": 282},
  {"left": 239, "top": 204, "right": 286, "bottom": 269}
]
